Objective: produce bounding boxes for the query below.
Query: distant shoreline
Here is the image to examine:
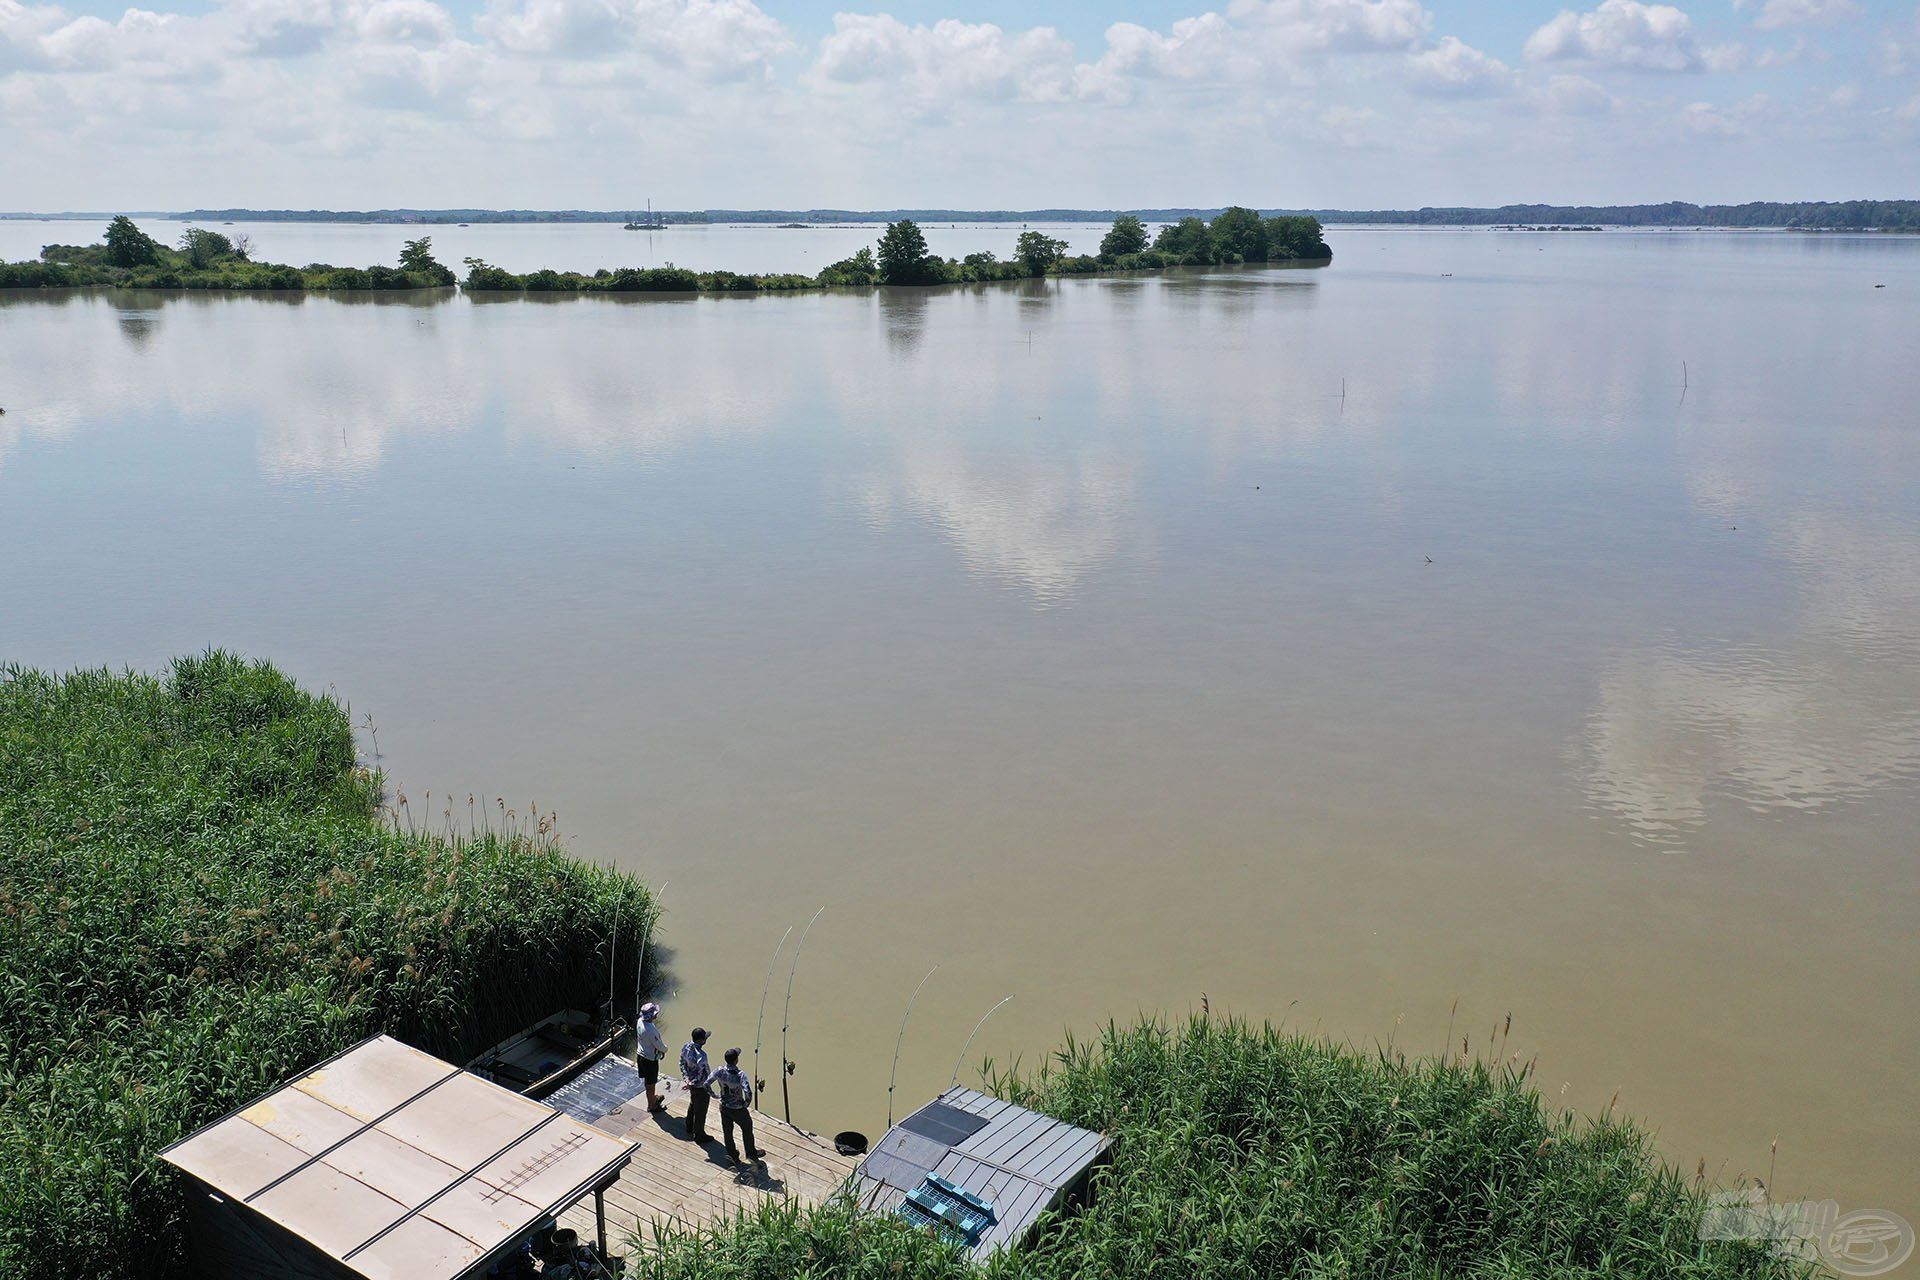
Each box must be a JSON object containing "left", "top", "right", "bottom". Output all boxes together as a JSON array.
[{"left": 3, "top": 199, "right": 1918, "bottom": 231}]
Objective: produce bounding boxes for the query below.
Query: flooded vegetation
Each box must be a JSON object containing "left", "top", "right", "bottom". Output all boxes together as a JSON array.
[{"left": 1, "top": 211, "right": 1328, "bottom": 294}]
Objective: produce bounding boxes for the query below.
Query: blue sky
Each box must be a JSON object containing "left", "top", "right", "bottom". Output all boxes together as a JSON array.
[{"left": 3, "top": 0, "right": 1917, "bottom": 209}]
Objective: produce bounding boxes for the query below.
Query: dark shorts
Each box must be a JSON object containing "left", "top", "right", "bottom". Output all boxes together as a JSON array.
[{"left": 637, "top": 1055, "right": 659, "bottom": 1084}]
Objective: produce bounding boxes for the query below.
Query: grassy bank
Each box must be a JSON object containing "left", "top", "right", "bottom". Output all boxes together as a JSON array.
[
  {"left": 633, "top": 1019, "right": 1806, "bottom": 1279},
  {"left": 0, "top": 653, "right": 656, "bottom": 1277}
]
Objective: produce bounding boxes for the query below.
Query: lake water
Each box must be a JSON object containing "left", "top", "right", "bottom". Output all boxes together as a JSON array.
[{"left": 2, "top": 226, "right": 1916, "bottom": 1230}]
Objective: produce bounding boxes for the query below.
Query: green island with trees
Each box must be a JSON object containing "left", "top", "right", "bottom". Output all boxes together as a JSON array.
[
  {"left": 1, "top": 653, "right": 1807, "bottom": 1279},
  {"left": 0, "top": 211, "right": 1329, "bottom": 296}
]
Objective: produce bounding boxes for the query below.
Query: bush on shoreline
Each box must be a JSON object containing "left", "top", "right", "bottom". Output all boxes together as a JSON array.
[
  {"left": 0, "top": 218, "right": 459, "bottom": 291},
  {"left": 632, "top": 1019, "right": 1807, "bottom": 1279},
  {"left": 0, "top": 653, "right": 656, "bottom": 1278}
]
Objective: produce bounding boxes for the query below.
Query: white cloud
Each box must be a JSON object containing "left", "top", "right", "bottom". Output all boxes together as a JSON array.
[
  {"left": 1751, "top": 0, "right": 1860, "bottom": 31},
  {"left": 356, "top": 0, "right": 455, "bottom": 47},
  {"left": 1074, "top": 15, "right": 1247, "bottom": 101},
  {"left": 1533, "top": 71, "right": 1614, "bottom": 112},
  {"left": 1222, "top": 0, "right": 1431, "bottom": 54},
  {"left": 812, "top": 1, "right": 1437, "bottom": 110},
  {"left": 1678, "top": 91, "right": 1768, "bottom": 133},
  {"left": 1404, "top": 34, "right": 1512, "bottom": 95},
  {"left": 479, "top": 0, "right": 790, "bottom": 77},
  {"left": 1524, "top": 0, "right": 1711, "bottom": 71},
  {"left": 1, "top": 0, "right": 68, "bottom": 71},
  {"left": 811, "top": 14, "right": 1075, "bottom": 104},
  {"left": 1075, "top": 0, "right": 1430, "bottom": 100}
]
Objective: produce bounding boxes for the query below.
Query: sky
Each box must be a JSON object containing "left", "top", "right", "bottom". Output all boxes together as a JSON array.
[{"left": 2, "top": 0, "right": 1917, "bottom": 209}]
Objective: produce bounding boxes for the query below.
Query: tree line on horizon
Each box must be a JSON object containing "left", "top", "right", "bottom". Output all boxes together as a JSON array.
[
  {"left": 0, "top": 211, "right": 1329, "bottom": 293},
  {"left": 137, "top": 199, "right": 1920, "bottom": 230}
]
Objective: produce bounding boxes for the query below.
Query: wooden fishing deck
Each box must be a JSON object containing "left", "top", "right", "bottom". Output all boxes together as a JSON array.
[{"left": 551, "top": 1065, "right": 859, "bottom": 1251}]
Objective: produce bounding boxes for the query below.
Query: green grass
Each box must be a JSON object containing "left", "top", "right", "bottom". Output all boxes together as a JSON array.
[
  {"left": 627, "top": 1019, "right": 1807, "bottom": 1279},
  {"left": 0, "top": 653, "right": 655, "bottom": 1277}
]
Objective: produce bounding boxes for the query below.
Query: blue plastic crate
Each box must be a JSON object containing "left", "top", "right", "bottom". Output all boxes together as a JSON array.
[{"left": 896, "top": 1174, "right": 997, "bottom": 1247}]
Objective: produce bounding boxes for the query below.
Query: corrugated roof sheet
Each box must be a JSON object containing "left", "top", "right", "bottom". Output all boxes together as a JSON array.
[
  {"left": 160, "top": 1035, "right": 631, "bottom": 1280},
  {"left": 852, "top": 1087, "right": 1110, "bottom": 1258}
]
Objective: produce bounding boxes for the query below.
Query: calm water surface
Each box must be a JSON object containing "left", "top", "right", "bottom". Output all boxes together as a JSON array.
[{"left": 3, "top": 227, "right": 1916, "bottom": 1227}]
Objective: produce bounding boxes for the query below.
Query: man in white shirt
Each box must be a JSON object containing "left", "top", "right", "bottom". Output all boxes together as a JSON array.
[{"left": 634, "top": 1001, "right": 668, "bottom": 1114}]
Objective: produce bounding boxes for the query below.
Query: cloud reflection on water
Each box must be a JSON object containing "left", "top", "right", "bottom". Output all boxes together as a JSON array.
[
  {"left": 852, "top": 443, "right": 1137, "bottom": 603},
  {"left": 1584, "top": 509, "right": 1920, "bottom": 845}
]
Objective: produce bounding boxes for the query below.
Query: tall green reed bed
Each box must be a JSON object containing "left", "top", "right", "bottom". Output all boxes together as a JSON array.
[
  {"left": 635, "top": 1018, "right": 1805, "bottom": 1280},
  {"left": 0, "top": 653, "right": 656, "bottom": 1278}
]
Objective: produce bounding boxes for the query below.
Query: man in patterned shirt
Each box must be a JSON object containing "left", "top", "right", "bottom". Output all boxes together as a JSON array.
[
  {"left": 678, "top": 1027, "right": 713, "bottom": 1143},
  {"left": 710, "top": 1047, "right": 764, "bottom": 1165}
]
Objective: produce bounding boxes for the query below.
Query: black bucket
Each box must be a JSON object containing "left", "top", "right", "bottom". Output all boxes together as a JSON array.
[{"left": 834, "top": 1130, "right": 869, "bottom": 1156}]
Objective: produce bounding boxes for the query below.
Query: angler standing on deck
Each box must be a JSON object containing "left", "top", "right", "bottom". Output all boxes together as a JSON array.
[
  {"left": 679, "top": 1026, "right": 713, "bottom": 1143},
  {"left": 711, "top": 1048, "right": 764, "bottom": 1166},
  {"left": 635, "top": 1002, "right": 668, "bottom": 1113}
]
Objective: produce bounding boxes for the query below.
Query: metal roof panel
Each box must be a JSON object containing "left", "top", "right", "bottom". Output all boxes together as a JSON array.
[
  {"left": 351, "top": 1214, "right": 487, "bottom": 1280},
  {"left": 250, "top": 1161, "right": 408, "bottom": 1257},
  {"left": 163, "top": 1113, "right": 309, "bottom": 1199},
  {"left": 239, "top": 1084, "right": 365, "bottom": 1155},
  {"left": 324, "top": 1129, "right": 464, "bottom": 1213},
  {"left": 294, "top": 1038, "right": 455, "bottom": 1122},
  {"left": 158, "top": 1035, "right": 633, "bottom": 1280},
  {"left": 374, "top": 1070, "right": 552, "bottom": 1171}
]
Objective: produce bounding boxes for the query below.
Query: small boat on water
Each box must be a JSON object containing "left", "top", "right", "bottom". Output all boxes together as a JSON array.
[
  {"left": 624, "top": 198, "right": 668, "bottom": 231},
  {"left": 468, "top": 1008, "right": 627, "bottom": 1098}
]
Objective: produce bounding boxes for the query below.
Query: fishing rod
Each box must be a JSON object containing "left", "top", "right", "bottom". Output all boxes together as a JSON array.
[
  {"left": 605, "top": 876, "right": 621, "bottom": 1033},
  {"left": 888, "top": 965, "right": 938, "bottom": 1129},
  {"left": 951, "top": 995, "right": 1014, "bottom": 1088},
  {"left": 634, "top": 880, "right": 668, "bottom": 1028},
  {"left": 780, "top": 906, "right": 826, "bottom": 1126},
  {"left": 752, "top": 924, "right": 794, "bottom": 1108}
]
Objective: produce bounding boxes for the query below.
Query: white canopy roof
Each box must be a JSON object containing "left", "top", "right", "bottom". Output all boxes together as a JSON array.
[{"left": 160, "top": 1035, "right": 631, "bottom": 1280}]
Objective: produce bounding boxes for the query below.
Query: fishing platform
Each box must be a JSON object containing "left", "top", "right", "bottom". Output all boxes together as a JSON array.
[
  {"left": 156, "top": 1035, "right": 858, "bottom": 1280},
  {"left": 156, "top": 1029, "right": 1106, "bottom": 1277},
  {"left": 543, "top": 1056, "right": 860, "bottom": 1246}
]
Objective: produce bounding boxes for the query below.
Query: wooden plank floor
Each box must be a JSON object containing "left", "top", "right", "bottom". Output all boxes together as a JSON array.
[{"left": 557, "top": 1077, "right": 859, "bottom": 1253}]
